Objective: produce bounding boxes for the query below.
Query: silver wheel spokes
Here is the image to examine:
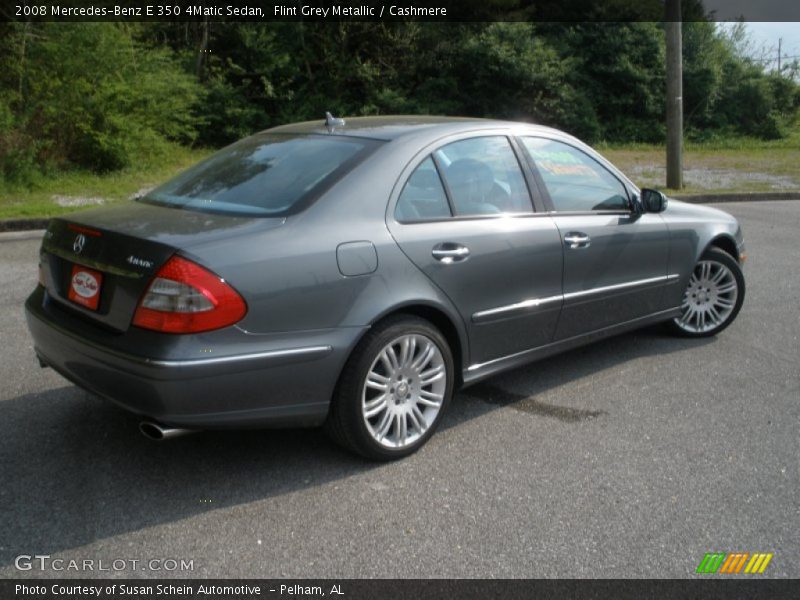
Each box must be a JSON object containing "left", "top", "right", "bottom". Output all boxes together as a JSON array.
[
  {"left": 674, "top": 260, "right": 738, "bottom": 333},
  {"left": 362, "top": 334, "right": 446, "bottom": 449}
]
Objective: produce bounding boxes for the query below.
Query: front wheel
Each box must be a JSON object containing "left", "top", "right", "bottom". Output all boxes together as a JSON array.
[
  {"left": 325, "top": 315, "right": 454, "bottom": 460},
  {"left": 668, "top": 247, "right": 745, "bottom": 337}
]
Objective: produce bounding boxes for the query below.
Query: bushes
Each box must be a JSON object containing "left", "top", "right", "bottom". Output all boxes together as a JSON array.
[
  {"left": 712, "top": 70, "right": 797, "bottom": 140},
  {"left": 0, "top": 23, "right": 202, "bottom": 182},
  {"left": 448, "top": 23, "right": 573, "bottom": 124},
  {"left": 0, "top": 21, "right": 797, "bottom": 185},
  {"left": 545, "top": 23, "right": 667, "bottom": 143}
]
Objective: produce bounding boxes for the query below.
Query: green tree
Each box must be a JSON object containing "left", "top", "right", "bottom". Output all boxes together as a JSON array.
[
  {"left": 539, "top": 22, "right": 666, "bottom": 142},
  {"left": 684, "top": 22, "right": 799, "bottom": 140},
  {"left": 1, "top": 23, "right": 202, "bottom": 178}
]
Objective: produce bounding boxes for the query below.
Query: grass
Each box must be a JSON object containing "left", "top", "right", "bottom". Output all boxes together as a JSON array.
[
  {"left": 1, "top": 132, "right": 798, "bottom": 221},
  {"left": 0, "top": 144, "right": 212, "bottom": 220},
  {"left": 597, "top": 130, "right": 800, "bottom": 195}
]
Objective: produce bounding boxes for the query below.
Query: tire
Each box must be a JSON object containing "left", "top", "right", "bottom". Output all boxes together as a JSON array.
[
  {"left": 324, "top": 315, "right": 454, "bottom": 460},
  {"left": 667, "top": 247, "right": 745, "bottom": 338}
]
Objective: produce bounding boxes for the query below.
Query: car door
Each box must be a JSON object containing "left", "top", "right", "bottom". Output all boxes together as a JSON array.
[
  {"left": 388, "top": 135, "right": 564, "bottom": 367},
  {"left": 518, "top": 136, "right": 671, "bottom": 341}
]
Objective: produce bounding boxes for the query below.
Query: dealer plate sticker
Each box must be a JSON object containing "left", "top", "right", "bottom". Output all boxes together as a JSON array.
[{"left": 68, "top": 264, "right": 103, "bottom": 310}]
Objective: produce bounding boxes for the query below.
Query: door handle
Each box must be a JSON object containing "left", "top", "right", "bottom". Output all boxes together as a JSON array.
[
  {"left": 432, "top": 243, "right": 470, "bottom": 264},
  {"left": 564, "top": 232, "right": 591, "bottom": 249}
]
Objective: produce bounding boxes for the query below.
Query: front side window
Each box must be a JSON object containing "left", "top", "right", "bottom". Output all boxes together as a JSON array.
[
  {"left": 395, "top": 157, "right": 451, "bottom": 222},
  {"left": 142, "top": 134, "right": 380, "bottom": 217},
  {"left": 520, "top": 137, "right": 629, "bottom": 212},
  {"left": 434, "top": 136, "right": 532, "bottom": 216}
]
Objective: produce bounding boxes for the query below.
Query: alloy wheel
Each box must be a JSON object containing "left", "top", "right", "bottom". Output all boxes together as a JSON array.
[
  {"left": 361, "top": 333, "right": 446, "bottom": 449},
  {"left": 673, "top": 259, "right": 739, "bottom": 334}
]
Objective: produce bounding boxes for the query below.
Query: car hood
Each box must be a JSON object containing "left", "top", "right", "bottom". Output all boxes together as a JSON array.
[{"left": 664, "top": 198, "right": 738, "bottom": 226}]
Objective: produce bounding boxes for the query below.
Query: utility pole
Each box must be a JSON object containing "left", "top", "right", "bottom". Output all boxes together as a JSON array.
[
  {"left": 665, "top": 0, "right": 683, "bottom": 190},
  {"left": 778, "top": 38, "right": 782, "bottom": 72}
]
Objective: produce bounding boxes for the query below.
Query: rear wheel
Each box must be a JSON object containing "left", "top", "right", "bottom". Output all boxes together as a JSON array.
[
  {"left": 668, "top": 247, "right": 745, "bottom": 337},
  {"left": 325, "top": 315, "right": 454, "bottom": 460}
]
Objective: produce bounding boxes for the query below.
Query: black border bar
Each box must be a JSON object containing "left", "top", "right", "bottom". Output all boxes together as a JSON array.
[
  {"left": 3, "top": 579, "right": 800, "bottom": 600},
  {"left": 2, "top": 0, "right": 800, "bottom": 23}
]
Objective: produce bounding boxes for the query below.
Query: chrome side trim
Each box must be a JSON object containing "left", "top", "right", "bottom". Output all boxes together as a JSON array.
[
  {"left": 471, "top": 274, "right": 679, "bottom": 323},
  {"left": 472, "top": 294, "right": 562, "bottom": 323},
  {"left": 145, "top": 346, "right": 333, "bottom": 368},
  {"left": 563, "top": 273, "right": 680, "bottom": 302},
  {"left": 467, "top": 306, "right": 681, "bottom": 375}
]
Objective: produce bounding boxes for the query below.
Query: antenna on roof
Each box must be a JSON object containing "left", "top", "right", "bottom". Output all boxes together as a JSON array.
[{"left": 324, "top": 111, "right": 345, "bottom": 132}]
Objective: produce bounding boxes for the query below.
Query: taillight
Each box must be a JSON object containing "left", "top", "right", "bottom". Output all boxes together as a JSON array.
[{"left": 132, "top": 256, "right": 247, "bottom": 333}]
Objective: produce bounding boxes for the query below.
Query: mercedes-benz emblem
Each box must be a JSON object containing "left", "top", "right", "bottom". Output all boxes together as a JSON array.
[{"left": 72, "top": 234, "right": 86, "bottom": 253}]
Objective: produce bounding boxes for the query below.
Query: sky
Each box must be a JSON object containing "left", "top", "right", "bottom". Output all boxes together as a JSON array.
[
  {"left": 704, "top": 0, "right": 800, "bottom": 22},
  {"left": 702, "top": 0, "right": 800, "bottom": 69},
  {"left": 720, "top": 22, "right": 800, "bottom": 70}
]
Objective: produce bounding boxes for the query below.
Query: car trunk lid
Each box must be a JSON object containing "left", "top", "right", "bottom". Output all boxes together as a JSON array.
[{"left": 39, "top": 202, "right": 283, "bottom": 332}]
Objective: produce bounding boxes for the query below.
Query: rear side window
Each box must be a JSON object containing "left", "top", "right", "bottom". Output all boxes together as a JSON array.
[
  {"left": 435, "top": 136, "right": 532, "bottom": 216},
  {"left": 520, "top": 137, "right": 629, "bottom": 212},
  {"left": 142, "top": 134, "right": 381, "bottom": 217},
  {"left": 395, "top": 157, "right": 451, "bottom": 222}
]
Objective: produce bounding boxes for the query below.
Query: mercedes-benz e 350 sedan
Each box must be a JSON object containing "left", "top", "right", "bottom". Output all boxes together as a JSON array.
[{"left": 25, "top": 116, "right": 746, "bottom": 459}]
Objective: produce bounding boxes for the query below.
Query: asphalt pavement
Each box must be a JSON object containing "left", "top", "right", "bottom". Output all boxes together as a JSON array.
[{"left": 0, "top": 201, "right": 798, "bottom": 579}]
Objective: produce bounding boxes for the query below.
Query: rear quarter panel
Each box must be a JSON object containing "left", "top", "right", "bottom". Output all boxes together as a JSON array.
[{"left": 182, "top": 140, "right": 471, "bottom": 364}]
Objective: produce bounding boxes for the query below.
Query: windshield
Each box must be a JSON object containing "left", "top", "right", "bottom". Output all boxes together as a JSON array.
[{"left": 141, "top": 133, "right": 381, "bottom": 216}]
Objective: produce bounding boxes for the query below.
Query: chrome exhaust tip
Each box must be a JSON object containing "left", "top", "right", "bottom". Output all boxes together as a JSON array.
[{"left": 139, "top": 421, "right": 195, "bottom": 441}]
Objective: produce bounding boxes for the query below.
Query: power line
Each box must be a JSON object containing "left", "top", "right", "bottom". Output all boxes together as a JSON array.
[{"left": 749, "top": 54, "right": 800, "bottom": 63}]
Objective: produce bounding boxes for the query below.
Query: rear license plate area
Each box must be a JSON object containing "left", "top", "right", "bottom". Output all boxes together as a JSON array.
[{"left": 67, "top": 264, "right": 104, "bottom": 311}]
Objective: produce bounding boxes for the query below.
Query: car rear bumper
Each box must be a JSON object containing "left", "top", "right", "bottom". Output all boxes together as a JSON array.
[{"left": 25, "top": 287, "right": 366, "bottom": 429}]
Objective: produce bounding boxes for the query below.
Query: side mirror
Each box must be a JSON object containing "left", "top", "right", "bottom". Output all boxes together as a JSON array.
[
  {"left": 640, "top": 188, "right": 668, "bottom": 213},
  {"left": 630, "top": 193, "right": 644, "bottom": 215}
]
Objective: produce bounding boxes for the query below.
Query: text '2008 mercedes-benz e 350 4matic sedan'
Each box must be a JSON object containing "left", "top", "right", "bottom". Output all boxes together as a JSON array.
[{"left": 25, "top": 115, "right": 746, "bottom": 460}]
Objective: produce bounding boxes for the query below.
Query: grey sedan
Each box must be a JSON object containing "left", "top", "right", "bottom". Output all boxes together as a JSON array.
[{"left": 25, "top": 116, "right": 746, "bottom": 459}]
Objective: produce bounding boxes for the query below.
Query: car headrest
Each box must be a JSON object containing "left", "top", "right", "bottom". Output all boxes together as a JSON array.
[
  {"left": 407, "top": 168, "right": 440, "bottom": 190},
  {"left": 446, "top": 159, "right": 494, "bottom": 197}
]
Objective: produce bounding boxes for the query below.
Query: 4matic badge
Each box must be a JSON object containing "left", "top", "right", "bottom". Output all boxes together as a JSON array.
[{"left": 127, "top": 255, "right": 154, "bottom": 269}]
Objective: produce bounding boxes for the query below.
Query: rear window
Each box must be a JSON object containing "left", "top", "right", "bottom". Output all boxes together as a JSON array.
[{"left": 141, "top": 134, "right": 381, "bottom": 217}]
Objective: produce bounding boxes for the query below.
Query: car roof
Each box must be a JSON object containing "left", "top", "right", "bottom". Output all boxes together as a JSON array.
[{"left": 267, "top": 115, "right": 564, "bottom": 142}]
